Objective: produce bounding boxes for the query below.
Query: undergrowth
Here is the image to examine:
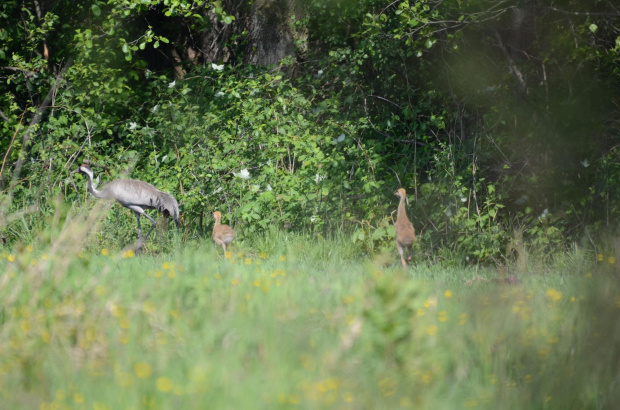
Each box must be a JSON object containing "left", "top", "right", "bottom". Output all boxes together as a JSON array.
[{"left": 0, "top": 209, "right": 619, "bottom": 409}]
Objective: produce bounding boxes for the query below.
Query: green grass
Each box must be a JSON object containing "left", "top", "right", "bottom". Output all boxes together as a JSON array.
[{"left": 0, "top": 224, "right": 619, "bottom": 409}]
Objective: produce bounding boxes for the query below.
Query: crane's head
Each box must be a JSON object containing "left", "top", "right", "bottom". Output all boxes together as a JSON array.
[
  {"left": 77, "top": 164, "right": 94, "bottom": 179},
  {"left": 395, "top": 188, "right": 409, "bottom": 205},
  {"left": 213, "top": 211, "right": 222, "bottom": 221}
]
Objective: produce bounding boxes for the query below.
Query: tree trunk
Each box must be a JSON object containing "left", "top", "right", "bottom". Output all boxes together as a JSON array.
[{"left": 244, "top": 0, "right": 304, "bottom": 67}]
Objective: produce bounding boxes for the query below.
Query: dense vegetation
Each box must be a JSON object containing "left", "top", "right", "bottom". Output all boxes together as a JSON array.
[
  {"left": 1, "top": 0, "right": 618, "bottom": 260},
  {"left": 1, "top": 1, "right": 620, "bottom": 407}
]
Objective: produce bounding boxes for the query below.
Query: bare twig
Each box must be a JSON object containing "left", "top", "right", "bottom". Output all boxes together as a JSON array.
[{"left": 494, "top": 30, "right": 527, "bottom": 93}]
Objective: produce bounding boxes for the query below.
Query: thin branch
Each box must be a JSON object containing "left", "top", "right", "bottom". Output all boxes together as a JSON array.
[
  {"left": 546, "top": 6, "right": 620, "bottom": 17},
  {"left": 494, "top": 30, "right": 527, "bottom": 93}
]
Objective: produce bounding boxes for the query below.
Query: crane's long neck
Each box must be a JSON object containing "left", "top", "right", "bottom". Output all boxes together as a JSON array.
[
  {"left": 84, "top": 171, "right": 105, "bottom": 199},
  {"left": 213, "top": 215, "right": 221, "bottom": 228},
  {"left": 397, "top": 195, "right": 409, "bottom": 222}
]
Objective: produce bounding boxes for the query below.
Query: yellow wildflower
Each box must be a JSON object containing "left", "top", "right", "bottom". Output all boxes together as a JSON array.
[
  {"left": 438, "top": 311, "right": 448, "bottom": 322},
  {"left": 134, "top": 362, "right": 152, "bottom": 378},
  {"left": 119, "top": 317, "right": 130, "bottom": 329},
  {"left": 162, "top": 262, "right": 171, "bottom": 270},
  {"left": 224, "top": 251, "right": 232, "bottom": 259},
  {"left": 463, "top": 398, "right": 478, "bottom": 408},
  {"left": 93, "top": 402, "right": 109, "bottom": 410},
  {"left": 545, "top": 288, "right": 562, "bottom": 302},
  {"left": 122, "top": 250, "right": 135, "bottom": 259},
  {"left": 259, "top": 252, "right": 267, "bottom": 259},
  {"left": 597, "top": 253, "right": 604, "bottom": 261},
  {"left": 73, "top": 393, "right": 85, "bottom": 404},
  {"left": 156, "top": 377, "right": 173, "bottom": 392},
  {"left": 427, "top": 325, "right": 438, "bottom": 336},
  {"left": 142, "top": 300, "right": 156, "bottom": 314},
  {"left": 279, "top": 255, "right": 286, "bottom": 262},
  {"left": 41, "top": 329, "right": 51, "bottom": 343},
  {"left": 342, "top": 391, "right": 354, "bottom": 403},
  {"left": 101, "top": 248, "right": 109, "bottom": 256},
  {"left": 244, "top": 258, "right": 252, "bottom": 265},
  {"left": 608, "top": 256, "right": 616, "bottom": 265},
  {"left": 444, "top": 290, "right": 453, "bottom": 298},
  {"left": 20, "top": 320, "right": 31, "bottom": 333},
  {"left": 7, "top": 254, "right": 15, "bottom": 262}
]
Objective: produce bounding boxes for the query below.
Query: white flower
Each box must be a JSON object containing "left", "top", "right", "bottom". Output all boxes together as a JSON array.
[
  {"left": 251, "top": 184, "right": 260, "bottom": 192},
  {"left": 580, "top": 159, "right": 589, "bottom": 168},
  {"left": 168, "top": 80, "right": 176, "bottom": 88},
  {"left": 539, "top": 209, "right": 549, "bottom": 220},
  {"left": 213, "top": 186, "right": 223, "bottom": 194},
  {"left": 336, "top": 134, "right": 345, "bottom": 143},
  {"left": 266, "top": 184, "right": 273, "bottom": 191},
  {"left": 460, "top": 196, "right": 467, "bottom": 202},
  {"left": 310, "top": 216, "right": 316, "bottom": 222},
  {"left": 234, "top": 169, "right": 251, "bottom": 180},
  {"left": 445, "top": 208, "right": 452, "bottom": 217},
  {"left": 128, "top": 122, "right": 137, "bottom": 130},
  {"left": 151, "top": 104, "right": 159, "bottom": 113},
  {"left": 215, "top": 91, "right": 225, "bottom": 97},
  {"left": 211, "top": 63, "right": 224, "bottom": 71},
  {"left": 314, "top": 173, "right": 325, "bottom": 184},
  {"left": 317, "top": 69, "right": 324, "bottom": 76}
]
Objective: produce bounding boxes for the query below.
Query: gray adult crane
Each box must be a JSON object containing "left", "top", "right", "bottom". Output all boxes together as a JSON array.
[{"left": 75, "top": 164, "right": 180, "bottom": 250}]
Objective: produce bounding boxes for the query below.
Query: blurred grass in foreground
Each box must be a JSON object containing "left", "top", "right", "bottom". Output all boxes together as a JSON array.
[{"left": 0, "top": 220, "right": 619, "bottom": 409}]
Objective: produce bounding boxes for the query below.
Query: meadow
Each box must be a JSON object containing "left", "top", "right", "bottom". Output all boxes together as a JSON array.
[{"left": 0, "top": 216, "right": 619, "bottom": 410}]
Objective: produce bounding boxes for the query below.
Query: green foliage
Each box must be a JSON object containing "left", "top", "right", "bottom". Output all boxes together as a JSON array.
[{"left": 1, "top": 0, "right": 620, "bottom": 264}]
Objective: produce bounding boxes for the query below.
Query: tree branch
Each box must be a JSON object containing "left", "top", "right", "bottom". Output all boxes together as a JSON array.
[{"left": 494, "top": 30, "right": 527, "bottom": 93}]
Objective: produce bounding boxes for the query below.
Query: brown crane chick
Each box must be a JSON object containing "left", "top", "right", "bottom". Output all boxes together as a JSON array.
[
  {"left": 394, "top": 188, "right": 416, "bottom": 266},
  {"left": 212, "top": 211, "right": 234, "bottom": 254}
]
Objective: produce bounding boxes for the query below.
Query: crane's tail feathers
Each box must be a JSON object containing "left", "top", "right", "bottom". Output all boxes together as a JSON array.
[{"left": 156, "top": 192, "right": 180, "bottom": 229}]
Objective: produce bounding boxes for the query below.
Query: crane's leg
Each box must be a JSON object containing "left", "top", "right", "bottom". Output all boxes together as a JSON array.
[
  {"left": 397, "top": 242, "right": 406, "bottom": 267},
  {"left": 134, "top": 211, "right": 143, "bottom": 240},
  {"left": 129, "top": 206, "right": 156, "bottom": 250}
]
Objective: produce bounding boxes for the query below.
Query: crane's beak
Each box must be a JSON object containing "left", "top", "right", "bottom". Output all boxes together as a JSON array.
[{"left": 69, "top": 169, "right": 78, "bottom": 175}]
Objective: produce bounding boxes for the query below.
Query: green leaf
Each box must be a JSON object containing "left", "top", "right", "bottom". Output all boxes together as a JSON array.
[
  {"left": 372, "top": 227, "right": 385, "bottom": 240},
  {"left": 589, "top": 24, "right": 598, "bottom": 33},
  {"left": 153, "top": 41, "right": 160, "bottom": 49},
  {"left": 91, "top": 5, "right": 101, "bottom": 16}
]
